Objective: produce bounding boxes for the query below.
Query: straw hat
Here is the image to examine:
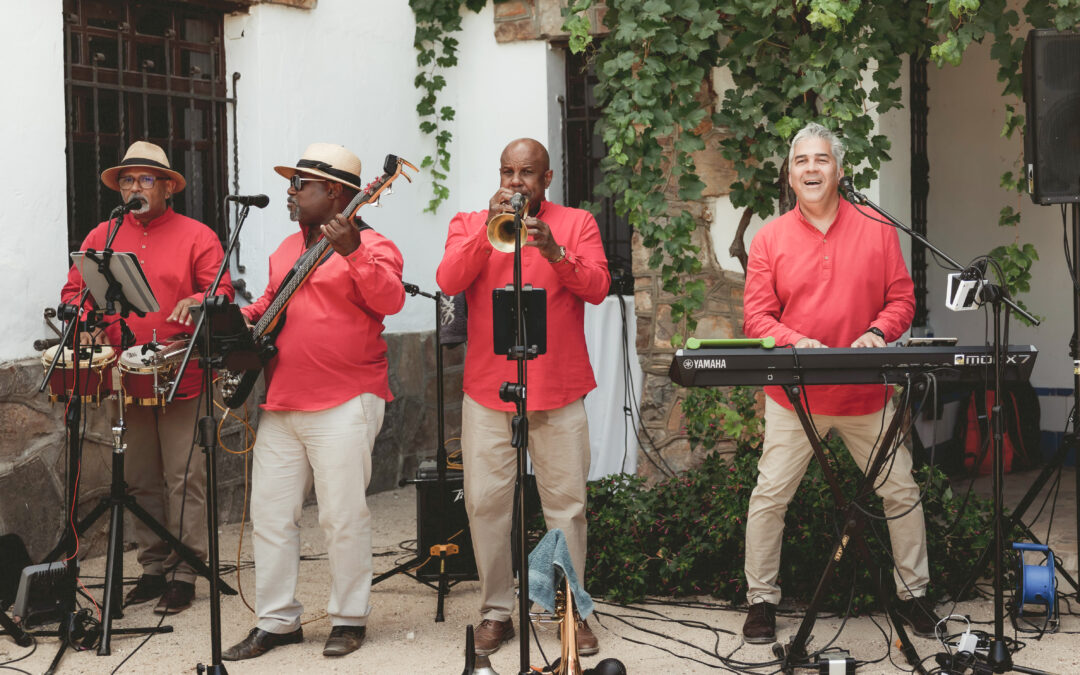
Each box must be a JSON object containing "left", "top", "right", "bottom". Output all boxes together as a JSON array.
[
  {"left": 274, "top": 143, "right": 363, "bottom": 192},
  {"left": 100, "top": 141, "right": 186, "bottom": 192}
]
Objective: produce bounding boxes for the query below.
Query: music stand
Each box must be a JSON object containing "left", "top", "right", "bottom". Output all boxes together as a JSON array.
[{"left": 35, "top": 232, "right": 186, "bottom": 670}]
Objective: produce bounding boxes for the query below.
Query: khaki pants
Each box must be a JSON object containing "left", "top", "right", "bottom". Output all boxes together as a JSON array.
[
  {"left": 745, "top": 397, "right": 930, "bottom": 604},
  {"left": 122, "top": 396, "right": 206, "bottom": 585},
  {"left": 462, "top": 394, "right": 591, "bottom": 622},
  {"left": 251, "top": 393, "right": 384, "bottom": 633}
]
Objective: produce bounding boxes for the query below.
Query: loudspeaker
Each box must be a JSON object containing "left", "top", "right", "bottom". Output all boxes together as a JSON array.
[
  {"left": 413, "top": 469, "right": 478, "bottom": 581},
  {"left": 1023, "top": 29, "right": 1080, "bottom": 204}
]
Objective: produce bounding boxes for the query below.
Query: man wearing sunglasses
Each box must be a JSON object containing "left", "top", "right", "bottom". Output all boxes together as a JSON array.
[
  {"left": 60, "top": 140, "right": 234, "bottom": 615},
  {"left": 223, "top": 143, "right": 404, "bottom": 661}
]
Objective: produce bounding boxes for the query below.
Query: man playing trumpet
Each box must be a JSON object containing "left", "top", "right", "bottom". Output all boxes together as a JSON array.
[{"left": 436, "top": 138, "right": 610, "bottom": 656}]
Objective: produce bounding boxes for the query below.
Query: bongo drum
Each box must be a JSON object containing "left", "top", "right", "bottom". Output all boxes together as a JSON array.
[{"left": 40, "top": 344, "right": 116, "bottom": 404}]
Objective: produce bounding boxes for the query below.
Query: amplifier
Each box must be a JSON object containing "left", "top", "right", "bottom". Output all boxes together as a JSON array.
[{"left": 413, "top": 469, "right": 478, "bottom": 582}]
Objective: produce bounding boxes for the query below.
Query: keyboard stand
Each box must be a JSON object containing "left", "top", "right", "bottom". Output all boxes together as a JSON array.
[{"left": 771, "top": 382, "right": 927, "bottom": 675}]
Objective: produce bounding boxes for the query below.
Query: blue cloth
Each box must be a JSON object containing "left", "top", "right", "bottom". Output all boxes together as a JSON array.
[{"left": 527, "top": 529, "right": 593, "bottom": 619}]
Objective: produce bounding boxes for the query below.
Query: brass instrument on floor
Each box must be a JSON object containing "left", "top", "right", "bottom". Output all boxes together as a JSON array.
[
  {"left": 487, "top": 197, "right": 529, "bottom": 253},
  {"left": 555, "top": 575, "right": 583, "bottom": 675}
]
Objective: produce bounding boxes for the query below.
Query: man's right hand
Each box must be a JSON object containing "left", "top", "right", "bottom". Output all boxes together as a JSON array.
[
  {"left": 794, "top": 337, "right": 824, "bottom": 349},
  {"left": 486, "top": 188, "right": 517, "bottom": 225}
]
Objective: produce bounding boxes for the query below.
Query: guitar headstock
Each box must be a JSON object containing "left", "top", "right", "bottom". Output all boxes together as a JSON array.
[{"left": 346, "top": 154, "right": 417, "bottom": 221}]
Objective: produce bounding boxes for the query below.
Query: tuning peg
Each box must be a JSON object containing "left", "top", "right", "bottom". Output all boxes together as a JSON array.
[
  {"left": 384, "top": 187, "right": 393, "bottom": 196},
  {"left": 373, "top": 197, "right": 381, "bottom": 208}
]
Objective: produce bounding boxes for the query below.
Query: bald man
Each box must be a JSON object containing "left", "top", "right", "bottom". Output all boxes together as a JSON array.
[{"left": 437, "top": 139, "right": 610, "bottom": 656}]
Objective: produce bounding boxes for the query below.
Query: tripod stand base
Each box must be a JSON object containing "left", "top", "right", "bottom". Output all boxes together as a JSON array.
[{"left": 197, "top": 663, "right": 229, "bottom": 674}]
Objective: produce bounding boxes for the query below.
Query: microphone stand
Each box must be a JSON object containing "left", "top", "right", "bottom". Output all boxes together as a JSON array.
[
  {"left": 167, "top": 202, "right": 255, "bottom": 675},
  {"left": 501, "top": 200, "right": 535, "bottom": 675},
  {"left": 844, "top": 185, "right": 1042, "bottom": 673}
]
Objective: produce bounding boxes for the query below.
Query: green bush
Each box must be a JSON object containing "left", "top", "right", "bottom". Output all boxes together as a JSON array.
[{"left": 585, "top": 386, "right": 1010, "bottom": 610}]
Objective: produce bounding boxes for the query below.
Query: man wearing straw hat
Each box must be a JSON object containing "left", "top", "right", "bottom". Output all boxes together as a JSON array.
[
  {"left": 223, "top": 143, "right": 404, "bottom": 660},
  {"left": 60, "top": 140, "right": 234, "bottom": 614}
]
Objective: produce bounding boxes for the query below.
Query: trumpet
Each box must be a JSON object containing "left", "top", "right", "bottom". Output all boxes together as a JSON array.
[{"left": 486, "top": 197, "right": 529, "bottom": 253}]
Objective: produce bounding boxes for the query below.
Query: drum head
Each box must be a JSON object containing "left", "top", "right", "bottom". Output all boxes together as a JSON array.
[
  {"left": 119, "top": 345, "right": 160, "bottom": 373},
  {"left": 41, "top": 344, "right": 115, "bottom": 367}
]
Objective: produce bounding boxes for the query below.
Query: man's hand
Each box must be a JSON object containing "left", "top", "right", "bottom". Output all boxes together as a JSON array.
[
  {"left": 851, "top": 331, "right": 886, "bottom": 348},
  {"left": 523, "top": 216, "right": 561, "bottom": 261},
  {"left": 167, "top": 298, "right": 200, "bottom": 326},
  {"left": 78, "top": 328, "right": 106, "bottom": 346},
  {"left": 794, "top": 337, "right": 824, "bottom": 349},
  {"left": 486, "top": 188, "right": 517, "bottom": 226},
  {"left": 322, "top": 214, "right": 362, "bottom": 256}
]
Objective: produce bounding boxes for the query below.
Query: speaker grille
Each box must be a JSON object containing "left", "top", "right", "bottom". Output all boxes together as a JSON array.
[{"left": 1025, "top": 30, "right": 1080, "bottom": 204}]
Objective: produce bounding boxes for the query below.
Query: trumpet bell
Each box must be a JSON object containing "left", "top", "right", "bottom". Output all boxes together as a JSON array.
[{"left": 486, "top": 199, "right": 529, "bottom": 253}]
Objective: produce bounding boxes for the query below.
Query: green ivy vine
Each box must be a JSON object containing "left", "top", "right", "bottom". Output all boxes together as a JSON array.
[
  {"left": 409, "top": 0, "right": 488, "bottom": 213},
  {"left": 565, "top": 0, "right": 1080, "bottom": 335}
]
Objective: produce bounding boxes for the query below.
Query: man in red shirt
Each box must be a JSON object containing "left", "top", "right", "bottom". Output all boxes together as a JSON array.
[
  {"left": 223, "top": 143, "right": 404, "bottom": 661},
  {"left": 61, "top": 141, "right": 234, "bottom": 614},
  {"left": 740, "top": 123, "right": 939, "bottom": 643},
  {"left": 437, "top": 138, "right": 610, "bottom": 656}
]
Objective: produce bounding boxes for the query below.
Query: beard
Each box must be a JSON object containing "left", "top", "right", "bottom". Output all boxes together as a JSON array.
[
  {"left": 287, "top": 199, "right": 300, "bottom": 222},
  {"left": 126, "top": 195, "right": 151, "bottom": 215}
]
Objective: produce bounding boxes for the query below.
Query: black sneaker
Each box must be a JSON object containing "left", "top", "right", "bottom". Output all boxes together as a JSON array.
[
  {"left": 742, "top": 601, "right": 776, "bottom": 644},
  {"left": 895, "top": 596, "right": 941, "bottom": 638}
]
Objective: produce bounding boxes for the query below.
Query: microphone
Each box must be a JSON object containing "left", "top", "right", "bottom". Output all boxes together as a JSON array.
[
  {"left": 510, "top": 192, "right": 526, "bottom": 212},
  {"left": 34, "top": 337, "right": 61, "bottom": 352},
  {"left": 227, "top": 194, "right": 270, "bottom": 208},
  {"left": 117, "top": 195, "right": 147, "bottom": 213},
  {"left": 838, "top": 176, "right": 865, "bottom": 204}
]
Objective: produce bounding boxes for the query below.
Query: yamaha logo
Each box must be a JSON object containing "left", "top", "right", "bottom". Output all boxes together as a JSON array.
[{"left": 689, "top": 358, "right": 727, "bottom": 369}]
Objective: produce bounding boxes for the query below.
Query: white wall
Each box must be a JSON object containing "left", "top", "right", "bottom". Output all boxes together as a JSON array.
[
  {"left": 926, "top": 38, "right": 1070, "bottom": 410},
  {"left": 223, "top": 1, "right": 560, "bottom": 335},
  {"left": 0, "top": 0, "right": 69, "bottom": 362}
]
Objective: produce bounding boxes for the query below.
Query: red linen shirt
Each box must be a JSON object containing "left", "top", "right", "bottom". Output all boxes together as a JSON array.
[
  {"left": 436, "top": 200, "right": 610, "bottom": 411},
  {"left": 241, "top": 226, "right": 405, "bottom": 412},
  {"left": 742, "top": 199, "right": 915, "bottom": 416},
  {"left": 61, "top": 209, "right": 234, "bottom": 398}
]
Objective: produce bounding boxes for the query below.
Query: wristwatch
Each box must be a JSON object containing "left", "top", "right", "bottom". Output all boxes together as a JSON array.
[
  {"left": 866, "top": 326, "right": 885, "bottom": 339},
  {"left": 549, "top": 246, "right": 567, "bottom": 264}
]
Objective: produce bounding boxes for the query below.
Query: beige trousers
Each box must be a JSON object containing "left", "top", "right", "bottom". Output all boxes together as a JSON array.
[
  {"left": 122, "top": 396, "right": 206, "bottom": 584},
  {"left": 745, "top": 397, "right": 930, "bottom": 604},
  {"left": 251, "top": 393, "right": 383, "bottom": 633},
  {"left": 461, "top": 394, "right": 591, "bottom": 622}
]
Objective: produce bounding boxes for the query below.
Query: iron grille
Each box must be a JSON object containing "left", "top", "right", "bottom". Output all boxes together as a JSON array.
[{"left": 63, "top": 0, "right": 237, "bottom": 254}]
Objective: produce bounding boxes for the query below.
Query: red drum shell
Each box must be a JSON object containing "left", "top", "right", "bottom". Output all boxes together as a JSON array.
[
  {"left": 40, "top": 345, "right": 115, "bottom": 403},
  {"left": 118, "top": 345, "right": 174, "bottom": 406}
]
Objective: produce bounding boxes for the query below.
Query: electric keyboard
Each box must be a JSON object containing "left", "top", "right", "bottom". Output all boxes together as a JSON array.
[{"left": 668, "top": 344, "right": 1038, "bottom": 387}]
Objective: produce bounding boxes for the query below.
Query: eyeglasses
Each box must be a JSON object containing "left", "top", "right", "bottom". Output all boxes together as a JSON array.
[
  {"left": 118, "top": 174, "right": 164, "bottom": 189},
  {"left": 290, "top": 174, "right": 327, "bottom": 191}
]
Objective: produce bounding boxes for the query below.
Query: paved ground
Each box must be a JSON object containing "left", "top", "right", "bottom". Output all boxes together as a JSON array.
[{"left": 3, "top": 469, "right": 1078, "bottom": 674}]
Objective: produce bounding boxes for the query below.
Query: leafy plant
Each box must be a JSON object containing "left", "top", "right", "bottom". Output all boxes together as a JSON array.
[
  {"left": 585, "top": 386, "right": 1015, "bottom": 609},
  {"left": 560, "top": 0, "right": 1079, "bottom": 334}
]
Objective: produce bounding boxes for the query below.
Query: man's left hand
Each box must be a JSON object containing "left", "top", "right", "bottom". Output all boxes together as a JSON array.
[
  {"left": 851, "top": 331, "right": 886, "bottom": 348},
  {"left": 323, "top": 214, "right": 362, "bottom": 256},
  {"left": 167, "top": 297, "right": 200, "bottom": 326},
  {"left": 524, "top": 216, "right": 561, "bottom": 261}
]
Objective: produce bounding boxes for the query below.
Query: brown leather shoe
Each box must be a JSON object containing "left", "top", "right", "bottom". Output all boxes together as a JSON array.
[
  {"left": 124, "top": 573, "right": 166, "bottom": 607},
  {"left": 576, "top": 618, "right": 599, "bottom": 656},
  {"left": 153, "top": 580, "right": 194, "bottom": 615},
  {"left": 474, "top": 618, "right": 514, "bottom": 655},
  {"left": 742, "top": 601, "right": 776, "bottom": 644},
  {"left": 222, "top": 627, "right": 304, "bottom": 661},
  {"left": 323, "top": 625, "right": 366, "bottom": 657}
]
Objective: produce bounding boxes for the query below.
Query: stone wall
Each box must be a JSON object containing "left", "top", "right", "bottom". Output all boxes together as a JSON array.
[
  {"left": 632, "top": 127, "right": 746, "bottom": 483},
  {"left": 0, "top": 329, "right": 460, "bottom": 563}
]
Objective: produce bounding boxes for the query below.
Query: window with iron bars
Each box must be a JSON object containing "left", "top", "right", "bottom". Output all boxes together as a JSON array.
[
  {"left": 562, "top": 46, "right": 633, "bottom": 296},
  {"left": 63, "top": 0, "right": 237, "bottom": 255}
]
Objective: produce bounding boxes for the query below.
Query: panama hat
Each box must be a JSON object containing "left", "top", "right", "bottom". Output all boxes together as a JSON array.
[
  {"left": 100, "top": 141, "right": 186, "bottom": 192},
  {"left": 274, "top": 143, "right": 363, "bottom": 192}
]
